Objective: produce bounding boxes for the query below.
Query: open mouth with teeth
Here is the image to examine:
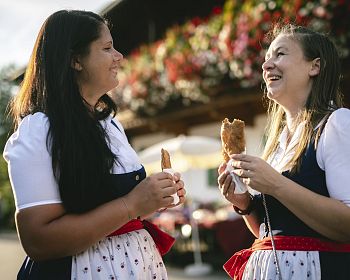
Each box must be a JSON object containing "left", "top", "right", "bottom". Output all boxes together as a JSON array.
[{"left": 268, "top": 75, "right": 282, "bottom": 81}]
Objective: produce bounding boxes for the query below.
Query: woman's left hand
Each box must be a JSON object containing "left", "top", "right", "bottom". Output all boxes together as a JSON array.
[{"left": 230, "top": 153, "right": 286, "bottom": 195}]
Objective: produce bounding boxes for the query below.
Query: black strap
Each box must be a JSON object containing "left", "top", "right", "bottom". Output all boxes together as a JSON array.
[
  {"left": 17, "top": 256, "right": 71, "bottom": 279},
  {"left": 110, "top": 119, "right": 122, "bottom": 132}
]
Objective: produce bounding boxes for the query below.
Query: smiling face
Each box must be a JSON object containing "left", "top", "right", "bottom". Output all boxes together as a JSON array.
[
  {"left": 75, "top": 24, "right": 123, "bottom": 106},
  {"left": 262, "top": 34, "right": 318, "bottom": 113}
]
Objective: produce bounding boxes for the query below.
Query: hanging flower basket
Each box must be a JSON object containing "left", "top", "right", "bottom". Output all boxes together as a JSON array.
[{"left": 111, "top": 0, "right": 350, "bottom": 117}]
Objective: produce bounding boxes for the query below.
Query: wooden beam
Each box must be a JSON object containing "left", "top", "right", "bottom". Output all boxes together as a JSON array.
[{"left": 119, "top": 89, "right": 266, "bottom": 138}]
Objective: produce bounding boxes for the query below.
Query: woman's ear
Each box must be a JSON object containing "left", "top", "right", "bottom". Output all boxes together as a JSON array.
[
  {"left": 309, "top": 58, "right": 320, "bottom": 77},
  {"left": 71, "top": 56, "right": 83, "bottom": 71}
]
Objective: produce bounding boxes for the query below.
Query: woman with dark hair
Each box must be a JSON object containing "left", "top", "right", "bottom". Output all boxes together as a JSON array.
[
  {"left": 3, "top": 10, "right": 185, "bottom": 279},
  {"left": 218, "top": 23, "right": 350, "bottom": 279}
]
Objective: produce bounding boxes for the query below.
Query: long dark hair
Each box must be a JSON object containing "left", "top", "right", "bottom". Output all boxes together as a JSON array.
[
  {"left": 262, "top": 23, "right": 343, "bottom": 171},
  {"left": 10, "top": 10, "right": 118, "bottom": 212}
]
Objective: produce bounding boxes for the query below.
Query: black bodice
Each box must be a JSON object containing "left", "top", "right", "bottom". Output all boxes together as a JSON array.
[{"left": 263, "top": 141, "right": 329, "bottom": 238}]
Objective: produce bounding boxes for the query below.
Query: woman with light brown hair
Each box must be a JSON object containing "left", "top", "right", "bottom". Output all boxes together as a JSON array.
[{"left": 218, "top": 23, "right": 350, "bottom": 279}]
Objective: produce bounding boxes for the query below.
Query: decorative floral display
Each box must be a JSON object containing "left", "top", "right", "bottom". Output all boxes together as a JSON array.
[{"left": 111, "top": 0, "right": 350, "bottom": 116}]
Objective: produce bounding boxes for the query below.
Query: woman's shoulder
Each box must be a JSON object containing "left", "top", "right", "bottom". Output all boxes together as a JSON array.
[
  {"left": 15, "top": 112, "right": 50, "bottom": 140},
  {"left": 329, "top": 107, "right": 350, "bottom": 119},
  {"left": 3, "top": 112, "right": 50, "bottom": 160},
  {"left": 22, "top": 111, "right": 48, "bottom": 125},
  {"left": 327, "top": 108, "right": 350, "bottom": 129}
]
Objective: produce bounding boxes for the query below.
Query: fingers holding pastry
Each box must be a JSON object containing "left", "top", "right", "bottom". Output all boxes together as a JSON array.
[
  {"left": 222, "top": 175, "right": 234, "bottom": 196},
  {"left": 176, "top": 183, "right": 186, "bottom": 205},
  {"left": 218, "top": 170, "right": 232, "bottom": 193},
  {"left": 160, "top": 148, "right": 181, "bottom": 205},
  {"left": 218, "top": 162, "right": 227, "bottom": 175},
  {"left": 232, "top": 168, "right": 252, "bottom": 179},
  {"left": 173, "top": 172, "right": 181, "bottom": 182},
  {"left": 174, "top": 173, "right": 185, "bottom": 205}
]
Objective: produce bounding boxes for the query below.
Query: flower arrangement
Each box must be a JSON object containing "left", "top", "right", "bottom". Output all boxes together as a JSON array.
[{"left": 111, "top": 0, "right": 350, "bottom": 116}]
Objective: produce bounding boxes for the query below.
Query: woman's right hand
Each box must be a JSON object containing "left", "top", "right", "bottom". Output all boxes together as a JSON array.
[
  {"left": 125, "top": 172, "right": 177, "bottom": 218},
  {"left": 218, "top": 162, "right": 251, "bottom": 210},
  {"left": 15, "top": 172, "right": 176, "bottom": 261}
]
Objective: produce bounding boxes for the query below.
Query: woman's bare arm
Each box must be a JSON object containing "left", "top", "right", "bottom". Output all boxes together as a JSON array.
[
  {"left": 232, "top": 153, "right": 350, "bottom": 242},
  {"left": 16, "top": 172, "right": 177, "bottom": 261}
]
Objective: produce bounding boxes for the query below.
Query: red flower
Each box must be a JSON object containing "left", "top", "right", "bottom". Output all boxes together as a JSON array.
[
  {"left": 165, "top": 59, "right": 179, "bottom": 83},
  {"left": 191, "top": 17, "right": 202, "bottom": 26},
  {"left": 263, "top": 11, "right": 271, "bottom": 21},
  {"left": 273, "top": 11, "right": 282, "bottom": 19},
  {"left": 212, "top": 6, "right": 222, "bottom": 15},
  {"left": 294, "top": 0, "right": 302, "bottom": 12},
  {"left": 284, "top": 16, "right": 291, "bottom": 24},
  {"left": 183, "top": 65, "right": 193, "bottom": 75}
]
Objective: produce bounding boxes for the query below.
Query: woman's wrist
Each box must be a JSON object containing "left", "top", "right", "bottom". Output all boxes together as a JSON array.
[
  {"left": 121, "top": 198, "right": 132, "bottom": 220},
  {"left": 233, "top": 193, "right": 255, "bottom": 215},
  {"left": 122, "top": 195, "right": 137, "bottom": 220}
]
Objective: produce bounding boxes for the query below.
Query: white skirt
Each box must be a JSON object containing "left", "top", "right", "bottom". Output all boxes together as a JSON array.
[
  {"left": 71, "top": 229, "right": 168, "bottom": 280},
  {"left": 242, "top": 250, "right": 321, "bottom": 280}
]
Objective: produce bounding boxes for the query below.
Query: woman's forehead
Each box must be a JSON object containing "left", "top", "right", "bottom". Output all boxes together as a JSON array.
[
  {"left": 95, "top": 24, "right": 113, "bottom": 43},
  {"left": 268, "top": 34, "right": 299, "bottom": 52},
  {"left": 270, "top": 35, "right": 291, "bottom": 48}
]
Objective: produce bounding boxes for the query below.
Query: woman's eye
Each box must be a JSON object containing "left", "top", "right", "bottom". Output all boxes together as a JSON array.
[{"left": 277, "top": 52, "right": 284, "bottom": 57}]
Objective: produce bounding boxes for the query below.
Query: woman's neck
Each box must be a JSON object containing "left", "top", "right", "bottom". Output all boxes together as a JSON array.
[
  {"left": 285, "top": 112, "right": 297, "bottom": 133},
  {"left": 284, "top": 109, "right": 302, "bottom": 146}
]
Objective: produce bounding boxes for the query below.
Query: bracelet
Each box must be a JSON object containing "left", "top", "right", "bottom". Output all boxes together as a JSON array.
[
  {"left": 157, "top": 207, "right": 168, "bottom": 213},
  {"left": 233, "top": 194, "right": 255, "bottom": 215},
  {"left": 121, "top": 198, "right": 132, "bottom": 220}
]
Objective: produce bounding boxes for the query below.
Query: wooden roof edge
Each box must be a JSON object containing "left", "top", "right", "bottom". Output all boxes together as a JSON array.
[{"left": 118, "top": 89, "right": 264, "bottom": 130}]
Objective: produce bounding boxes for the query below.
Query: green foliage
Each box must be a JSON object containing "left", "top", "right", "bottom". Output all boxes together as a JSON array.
[
  {"left": 0, "top": 155, "right": 15, "bottom": 229},
  {"left": 0, "top": 64, "right": 17, "bottom": 230}
]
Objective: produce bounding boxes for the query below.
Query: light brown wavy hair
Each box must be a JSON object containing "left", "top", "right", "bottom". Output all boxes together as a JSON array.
[{"left": 262, "top": 23, "right": 343, "bottom": 172}]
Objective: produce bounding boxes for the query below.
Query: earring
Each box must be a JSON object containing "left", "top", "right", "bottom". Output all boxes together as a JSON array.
[{"left": 75, "top": 62, "right": 83, "bottom": 71}]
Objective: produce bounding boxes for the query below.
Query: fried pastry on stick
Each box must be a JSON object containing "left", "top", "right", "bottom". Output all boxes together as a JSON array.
[
  {"left": 161, "top": 148, "right": 172, "bottom": 170},
  {"left": 220, "top": 118, "right": 247, "bottom": 194},
  {"left": 220, "top": 118, "right": 246, "bottom": 162},
  {"left": 160, "top": 148, "right": 180, "bottom": 205}
]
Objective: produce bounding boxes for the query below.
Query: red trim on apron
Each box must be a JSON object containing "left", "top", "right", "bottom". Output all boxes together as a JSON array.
[
  {"left": 107, "top": 219, "right": 175, "bottom": 255},
  {"left": 223, "top": 235, "right": 350, "bottom": 279}
]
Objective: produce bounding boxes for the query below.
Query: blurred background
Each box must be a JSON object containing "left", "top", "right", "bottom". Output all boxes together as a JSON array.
[{"left": 1, "top": 0, "right": 349, "bottom": 279}]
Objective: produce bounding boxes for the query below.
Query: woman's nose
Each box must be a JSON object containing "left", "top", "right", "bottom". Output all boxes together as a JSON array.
[
  {"left": 262, "top": 58, "right": 274, "bottom": 71},
  {"left": 114, "top": 49, "right": 123, "bottom": 61}
]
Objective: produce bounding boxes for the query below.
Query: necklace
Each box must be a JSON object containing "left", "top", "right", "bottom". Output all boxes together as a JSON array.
[
  {"left": 263, "top": 149, "right": 283, "bottom": 280},
  {"left": 262, "top": 194, "right": 282, "bottom": 280}
]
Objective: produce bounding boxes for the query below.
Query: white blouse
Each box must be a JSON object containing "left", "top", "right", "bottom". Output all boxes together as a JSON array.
[
  {"left": 243, "top": 108, "right": 350, "bottom": 280},
  {"left": 3, "top": 112, "right": 168, "bottom": 280},
  {"left": 3, "top": 112, "right": 142, "bottom": 210},
  {"left": 269, "top": 108, "right": 350, "bottom": 206}
]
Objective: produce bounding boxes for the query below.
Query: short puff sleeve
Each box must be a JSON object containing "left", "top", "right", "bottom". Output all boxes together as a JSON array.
[
  {"left": 3, "top": 112, "right": 62, "bottom": 210},
  {"left": 317, "top": 108, "right": 350, "bottom": 206}
]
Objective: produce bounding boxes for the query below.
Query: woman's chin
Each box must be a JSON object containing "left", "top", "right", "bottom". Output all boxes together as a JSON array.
[
  {"left": 266, "top": 91, "right": 275, "bottom": 100},
  {"left": 107, "top": 80, "right": 119, "bottom": 92},
  {"left": 266, "top": 90, "right": 281, "bottom": 101}
]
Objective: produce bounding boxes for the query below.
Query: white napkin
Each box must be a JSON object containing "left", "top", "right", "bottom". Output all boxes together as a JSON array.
[
  {"left": 162, "top": 168, "right": 180, "bottom": 205},
  {"left": 224, "top": 159, "right": 248, "bottom": 194}
]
